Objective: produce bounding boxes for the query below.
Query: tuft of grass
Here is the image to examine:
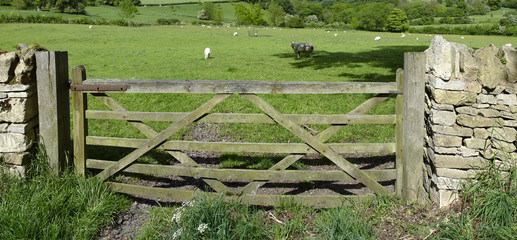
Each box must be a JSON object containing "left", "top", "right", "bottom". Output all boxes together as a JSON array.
[
  {"left": 0, "top": 142, "right": 129, "bottom": 240},
  {"left": 314, "top": 206, "right": 375, "bottom": 240},
  {"left": 137, "top": 193, "right": 267, "bottom": 239}
]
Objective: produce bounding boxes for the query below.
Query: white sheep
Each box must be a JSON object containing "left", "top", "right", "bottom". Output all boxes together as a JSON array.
[
  {"left": 234, "top": 32, "right": 238, "bottom": 36},
  {"left": 374, "top": 36, "right": 381, "bottom": 41},
  {"left": 460, "top": 36, "right": 464, "bottom": 39},
  {"left": 89, "top": 25, "right": 92, "bottom": 29},
  {"left": 401, "top": 33, "right": 405, "bottom": 38},
  {"left": 334, "top": 33, "right": 337, "bottom": 37},
  {"left": 204, "top": 48, "right": 211, "bottom": 59},
  {"left": 505, "top": 43, "right": 512, "bottom": 47}
]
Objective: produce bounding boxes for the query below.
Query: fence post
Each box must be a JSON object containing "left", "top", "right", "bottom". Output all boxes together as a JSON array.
[
  {"left": 395, "top": 68, "right": 404, "bottom": 196},
  {"left": 35, "top": 51, "right": 71, "bottom": 175},
  {"left": 72, "top": 66, "right": 87, "bottom": 176},
  {"left": 402, "top": 52, "right": 426, "bottom": 204}
]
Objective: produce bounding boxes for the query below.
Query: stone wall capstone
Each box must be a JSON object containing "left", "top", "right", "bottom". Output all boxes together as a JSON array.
[
  {"left": 424, "top": 36, "right": 517, "bottom": 207},
  {"left": 0, "top": 44, "right": 42, "bottom": 177}
]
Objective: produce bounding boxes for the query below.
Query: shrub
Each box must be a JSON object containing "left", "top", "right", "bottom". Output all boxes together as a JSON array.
[
  {"left": 156, "top": 18, "right": 180, "bottom": 25},
  {"left": 285, "top": 15, "right": 304, "bottom": 28},
  {"left": 386, "top": 8, "right": 409, "bottom": 32}
]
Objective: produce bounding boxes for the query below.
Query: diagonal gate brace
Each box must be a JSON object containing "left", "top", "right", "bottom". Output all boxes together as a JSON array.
[
  {"left": 241, "top": 93, "right": 390, "bottom": 195},
  {"left": 95, "top": 93, "right": 231, "bottom": 181}
]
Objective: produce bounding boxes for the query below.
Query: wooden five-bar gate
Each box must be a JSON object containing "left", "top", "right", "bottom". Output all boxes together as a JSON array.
[{"left": 67, "top": 53, "right": 426, "bottom": 208}]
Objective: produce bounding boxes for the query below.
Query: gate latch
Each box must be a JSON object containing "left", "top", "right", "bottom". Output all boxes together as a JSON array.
[{"left": 70, "top": 84, "right": 128, "bottom": 92}]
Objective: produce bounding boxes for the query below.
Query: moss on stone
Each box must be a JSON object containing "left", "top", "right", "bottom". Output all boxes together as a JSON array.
[{"left": 27, "top": 43, "right": 47, "bottom": 51}]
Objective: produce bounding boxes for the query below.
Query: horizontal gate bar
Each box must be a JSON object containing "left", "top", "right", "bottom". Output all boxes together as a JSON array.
[
  {"left": 87, "top": 159, "right": 396, "bottom": 181},
  {"left": 86, "top": 111, "right": 396, "bottom": 125},
  {"left": 86, "top": 136, "right": 396, "bottom": 154},
  {"left": 80, "top": 79, "right": 399, "bottom": 94},
  {"left": 108, "top": 182, "right": 377, "bottom": 208}
]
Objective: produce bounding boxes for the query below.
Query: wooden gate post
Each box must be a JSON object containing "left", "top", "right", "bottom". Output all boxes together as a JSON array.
[
  {"left": 402, "top": 52, "right": 426, "bottom": 204},
  {"left": 35, "top": 51, "right": 71, "bottom": 175}
]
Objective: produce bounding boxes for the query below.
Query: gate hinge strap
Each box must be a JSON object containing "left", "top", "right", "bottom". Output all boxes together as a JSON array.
[{"left": 70, "top": 84, "right": 127, "bottom": 92}]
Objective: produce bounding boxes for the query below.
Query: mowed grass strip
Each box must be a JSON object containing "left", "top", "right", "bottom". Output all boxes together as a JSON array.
[{"left": 1, "top": 24, "right": 514, "bottom": 146}]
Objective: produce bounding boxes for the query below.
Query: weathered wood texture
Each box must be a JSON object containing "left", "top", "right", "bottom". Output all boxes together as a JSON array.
[
  {"left": 402, "top": 53, "right": 426, "bottom": 204},
  {"left": 35, "top": 51, "right": 71, "bottom": 175},
  {"left": 72, "top": 66, "right": 87, "bottom": 175},
  {"left": 87, "top": 159, "right": 396, "bottom": 181},
  {"left": 81, "top": 79, "right": 399, "bottom": 94},
  {"left": 395, "top": 68, "right": 404, "bottom": 195},
  {"left": 108, "top": 182, "right": 375, "bottom": 208},
  {"left": 86, "top": 111, "right": 396, "bottom": 125},
  {"left": 86, "top": 136, "right": 396, "bottom": 154}
]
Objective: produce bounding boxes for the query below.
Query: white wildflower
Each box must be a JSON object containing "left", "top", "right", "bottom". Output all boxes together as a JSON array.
[
  {"left": 197, "top": 223, "right": 208, "bottom": 233},
  {"left": 172, "top": 210, "right": 183, "bottom": 223},
  {"left": 172, "top": 228, "right": 183, "bottom": 240}
]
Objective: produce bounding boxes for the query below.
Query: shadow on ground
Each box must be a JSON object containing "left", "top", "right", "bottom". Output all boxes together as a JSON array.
[{"left": 272, "top": 45, "right": 428, "bottom": 82}]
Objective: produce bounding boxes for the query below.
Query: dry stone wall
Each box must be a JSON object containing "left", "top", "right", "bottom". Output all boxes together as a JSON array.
[
  {"left": 424, "top": 36, "right": 517, "bottom": 207},
  {"left": 0, "top": 44, "right": 40, "bottom": 177}
]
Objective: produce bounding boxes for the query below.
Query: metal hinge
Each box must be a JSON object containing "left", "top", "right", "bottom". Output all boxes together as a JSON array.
[{"left": 70, "top": 84, "right": 128, "bottom": 92}]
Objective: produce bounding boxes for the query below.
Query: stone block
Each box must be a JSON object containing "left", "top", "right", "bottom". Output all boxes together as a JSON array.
[
  {"left": 501, "top": 111, "right": 517, "bottom": 119},
  {"left": 456, "top": 106, "right": 478, "bottom": 115},
  {"left": 433, "top": 134, "right": 462, "bottom": 147},
  {"left": 457, "top": 114, "right": 503, "bottom": 128},
  {"left": 0, "top": 152, "right": 31, "bottom": 165},
  {"left": 477, "top": 94, "right": 497, "bottom": 104},
  {"left": 431, "top": 89, "right": 477, "bottom": 106},
  {"left": 434, "top": 154, "right": 486, "bottom": 169},
  {"left": 425, "top": 36, "right": 461, "bottom": 80},
  {"left": 3, "top": 164, "right": 27, "bottom": 178},
  {"left": 432, "top": 124, "right": 473, "bottom": 137},
  {"left": 0, "top": 123, "right": 7, "bottom": 132},
  {"left": 14, "top": 49, "right": 36, "bottom": 85},
  {"left": 472, "top": 103, "right": 489, "bottom": 109},
  {"left": 0, "top": 52, "right": 18, "bottom": 84},
  {"left": 496, "top": 94, "right": 517, "bottom": 105},
  {"left": 0, "top": 94, "right": 38, "bottom": 123},
  {"left": 0, "top": 130, "right": 35, "bottom": 152},
  {"left": 436, "top": 168, "right": 476, "bottom": 178},
  {"left": 464, "top": 138, "right": 488, "bottom": 149},
  {"left": 430, "top": 109, "right": 457, "bottom": 126},
  {"left": 459, "top": 146, "right": 479, "bottom": 157},
  {"left": 491, "top": 139, "right": 516, "bottom": 152},
  {"left": 493, "top": 104, "right": 510, "bottom": 111},
  {"left": 437, "top": 190, "right": 459, "bottom": 208},
  {"left": 504, "top": 119, "right": 517, "bottom": 127},
  {"left": 491, "top": 127, "right": 517, "bottom": 142},
  {"left": 464, "top": 80, "right": 482, "bottom": 93},
  {"left": 501, "top": 45, "right": 517, "bottom": 83},
  {"left": 474, "top": 128, "right": 490, "bottom": 139},
  {"left": 428, "top": 75, "right": 466, "bottom": 90},
  {"left": 0, "top": 93, "right": 6, "bottom": 99},
  {"left": 474, "top": 45, "right": 507, "bottom": 89},
  {"left": 430, "top": 100, "right": 455, "bottom": 111},
  {"left": 434, "top": 146, "right": 459, "bottom": 154},
  {"left": 435, "top": 177, "right": 461, "bottom": 190},
  {"left": 7, "top": 117, "right": 38, "bottom": 134},
  {"left": 478, "top": 109, "right": 501, "bottom": 118}
]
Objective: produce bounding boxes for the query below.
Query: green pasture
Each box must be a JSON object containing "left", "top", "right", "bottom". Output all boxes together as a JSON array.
[
  {"left": 0, "top": 2, "right": 242, "bottom": 24},
  {"left": 140, "top": 0, "right": 231, "bottom": 5},
  {"left": 1, "top": 24, "right": 515, "bottom": 161}
]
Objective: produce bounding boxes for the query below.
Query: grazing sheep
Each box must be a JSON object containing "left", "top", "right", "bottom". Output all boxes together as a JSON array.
[
  {"left": 234, "top": 32, "right": 238, "bottom": 36},
  {"left": 291, "top": 41, "right": 314, "bottom": 58},
  {"left": 334, "top": 33, "right": 337, "bottom": 37},
  {"left": 505, "top": 43, "right": 512, "bottom": 47},
  {"left": 374, "top": 36, "right": 381, "bottom": 41},
  {"left": 204, "top": 48, "right": 211, "bottom": 59},
  {"left": 89, "top": 25, "right": 92, "bottom": 29},
  {"left": 401, "top": 33, "right": 405, "bottom": 38}
]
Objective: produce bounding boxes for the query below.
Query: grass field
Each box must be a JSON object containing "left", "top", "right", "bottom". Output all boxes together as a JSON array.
[
  {"left": 0, "top": 2, "right": 243, "bottom": 24},
  {"left": 1, "top": 24, "right": 514, "bottom": 146}
]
